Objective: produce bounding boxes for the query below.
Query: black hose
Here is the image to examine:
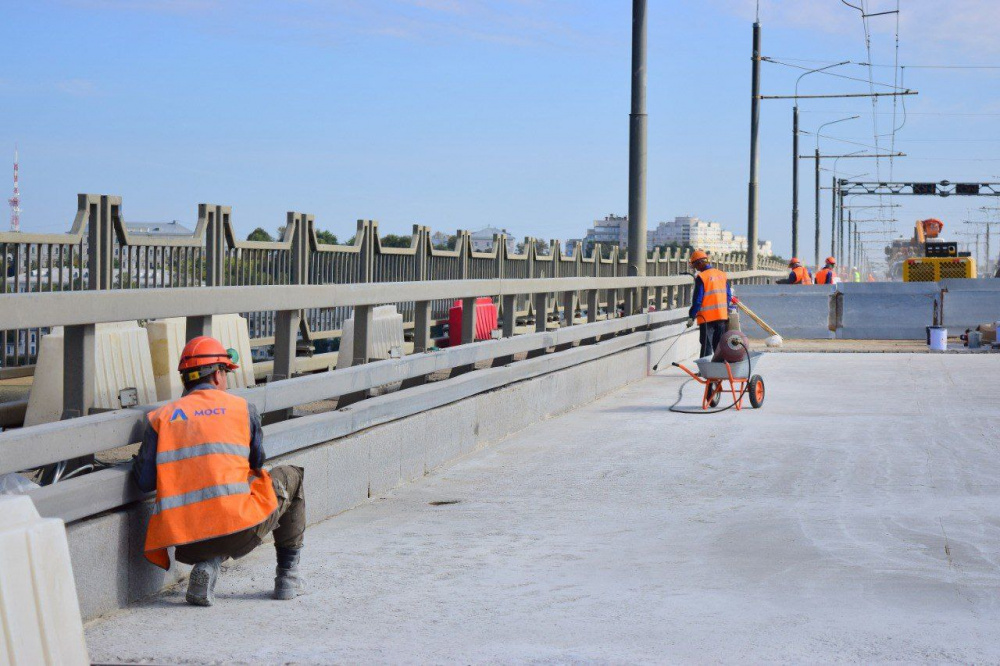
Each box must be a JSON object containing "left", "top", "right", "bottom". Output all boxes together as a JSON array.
[{"left": 668, "top": 340, "right": 754, "bottom": 414}]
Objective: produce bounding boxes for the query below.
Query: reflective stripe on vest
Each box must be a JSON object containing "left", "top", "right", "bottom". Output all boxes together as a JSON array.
[
  {"left": 156, "top": 442, "right": 250, "bottom": 465},
  {"left": 153, "top": 481, "right": 251, "bottom": 514},
  {"left": 143, "top": 389, "right": 277, "bottom": 570},
  {"left": 696, "top": 268, "right": 729, "bottom": 324}
]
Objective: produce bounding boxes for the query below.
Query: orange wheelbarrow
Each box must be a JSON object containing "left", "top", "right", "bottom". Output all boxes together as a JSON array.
[{"left": 671, "top": 352, "right": 765, "bottom": 411}]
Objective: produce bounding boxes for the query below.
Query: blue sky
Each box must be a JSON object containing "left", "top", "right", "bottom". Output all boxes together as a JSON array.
[{"left": 3, "top": 0, "right": 1000, "bottom": 262}]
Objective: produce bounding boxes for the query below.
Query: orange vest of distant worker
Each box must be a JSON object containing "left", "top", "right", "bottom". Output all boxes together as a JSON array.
[
  {"left": 695, "top": 267, "right": 729, "bottom": 325},
  {"left": 143, "top": 389, "right": 277, "bottom": 570},
  {"left": 814, "top": 268, "right": 833, "bottom": 285},
  {"left": 791, "top": 266, "right": 813, "bottom": 285}
]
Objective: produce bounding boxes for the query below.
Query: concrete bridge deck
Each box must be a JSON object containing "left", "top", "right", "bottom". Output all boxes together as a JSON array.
[{"left": 86, "top": 353, "right": 1000, "bottom": 664}]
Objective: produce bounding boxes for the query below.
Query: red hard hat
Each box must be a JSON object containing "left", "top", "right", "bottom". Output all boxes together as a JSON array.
[
  {"left": 178, "top": 336, "right": 239, "bottom": 374},
  {"left": 789, "top": 257, "right": 801, "bottom": 267},
  {"left": 826, "top": 256, "right": 836, "bottom": 265},
  {"left": 689, "top": 249, "right": 709, "bottom": 264}
]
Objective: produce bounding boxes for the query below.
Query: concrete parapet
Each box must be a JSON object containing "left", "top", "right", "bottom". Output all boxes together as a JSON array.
[
  {"left": 837, "top": 282, "right": 940, "bottom": 339},
  {"left": 64, "top": 326, "right": 698, "bottom": 621},
  {"left": 940, "top": 279, "right": 1000, "bottom": 333},
  {"left": 733, "top": 285, "right": 836, "bottom": 339}
]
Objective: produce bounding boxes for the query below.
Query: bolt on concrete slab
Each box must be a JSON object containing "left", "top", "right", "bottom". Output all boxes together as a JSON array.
[{"left": 86, "top": 353, "right": 1000, "bottom": 663}]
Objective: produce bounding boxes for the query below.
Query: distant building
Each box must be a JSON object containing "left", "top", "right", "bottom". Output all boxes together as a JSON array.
[
  {"left": 648, "top": 216, "right": 772, "bottom": 257},
  {"left": 124, "top": 220, "right": 194, "bottom": 237},
  {"left": 469, "top": 226, "right": 517, "bottom": 255},
  {"left": 583, "top": 214, "right": 629, "bottom": 248}
]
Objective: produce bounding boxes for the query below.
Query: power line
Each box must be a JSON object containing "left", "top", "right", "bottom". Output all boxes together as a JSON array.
[
  {"left": 765, "top": 56, "right": 1000, "bottom": 69},
  {"left": 761, "top": 57, "right": 909, "bottom": 90}
]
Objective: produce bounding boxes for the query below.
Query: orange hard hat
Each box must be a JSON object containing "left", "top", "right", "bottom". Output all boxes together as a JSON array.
[
  {"left": 789, "top": 257, "right": 801, "bottom": 267},
  {"left": 689, "top": 250, "right": 709, "bottom": 264},
  {"left": 826, "top": 256, "right": 836, "bottom": 265},
  {"left": 178, "top": 336, "right": 239, "bottom": 376}
]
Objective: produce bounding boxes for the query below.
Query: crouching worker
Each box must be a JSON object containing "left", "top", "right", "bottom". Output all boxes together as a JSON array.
[
  {"left": 132, "top": 336, "right": 305, "bottom": 606},
  {"left": 687, "top": 250, "right": 732, "bottom": 357}
]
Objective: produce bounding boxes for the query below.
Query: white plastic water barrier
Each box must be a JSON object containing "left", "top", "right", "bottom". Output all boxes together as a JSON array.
[
  {"left": 336, "top": 305, "right": 405, "bottom": 370},
  {"left": 25, "top": 322, "right": 158, "bottom": 426},
  {"left": 0, "top": 495, "right": 89, "bottom": 665},
  {"left": 146, "top": 315, "right": 256, "bottom": 401}
]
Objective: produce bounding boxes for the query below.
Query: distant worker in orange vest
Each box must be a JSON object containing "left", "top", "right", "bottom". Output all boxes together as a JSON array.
[
  {"left": 132, "top": 336, "right": 306, "bottom": 606},
  {"left": 867, "top": 273, "right": 876, "bottom": 282},
  {"left": 814, "top": 257, "right": 836, "bottom": 285},
  {"left": 687, "top": 249, "right": 732, "bottom": 357},
  {"left": 783, "top": 257, "right": 814, "bottom": 285}
]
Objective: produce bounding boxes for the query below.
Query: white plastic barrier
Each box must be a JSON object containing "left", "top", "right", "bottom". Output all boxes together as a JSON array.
[
  {"left": 336, "top": 305, "right": 405, "bottom": 370},
  {"left": 25, "top": 322, "right": 158, "bottom": 426},
  {"left": 0, "top": 495, "right": 89, "bottom": 665},
  {"left": 146, "top": 315, "right": 256, "bottom": 401}
]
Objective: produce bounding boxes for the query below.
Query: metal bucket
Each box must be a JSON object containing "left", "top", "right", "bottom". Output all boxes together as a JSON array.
[{"left": 693, "top": 351, "right": 763, "bottom": 380}]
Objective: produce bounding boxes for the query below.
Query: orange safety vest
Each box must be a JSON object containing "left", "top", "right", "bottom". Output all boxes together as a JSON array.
[
  {"left": 791, "top": 266, "right": 813, "bottom": 285},
  {"left": 695, "top": 267, "right": 729, "bottom": 325},
  {"left": 143, "top": 389, "right": 277, "bottom": 570},
  {"left": 814, "top": 268, "right": 832, "bottom": 285}
]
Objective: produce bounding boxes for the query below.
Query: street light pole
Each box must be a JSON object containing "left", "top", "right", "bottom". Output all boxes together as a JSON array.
[
  {"left": 627, "top": 0, "right": 648, "bottom": 289},
  {"left": 813, "top": 115, "right": 859, "bottom": 267},
  {"left": 791, "top": 61, "right": 848, "bottom": 262},
  {"left": 747, "top": 20, "right": 762, "bottom": 270}
]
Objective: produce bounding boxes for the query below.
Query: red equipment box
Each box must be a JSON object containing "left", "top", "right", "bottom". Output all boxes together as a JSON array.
[{"left": 448, "top": 297, "right": 498, "bottom": 347}]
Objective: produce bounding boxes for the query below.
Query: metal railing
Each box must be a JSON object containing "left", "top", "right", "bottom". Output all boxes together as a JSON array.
[{"left": 1, "top": 194, "right": 787, "bottom": 367}]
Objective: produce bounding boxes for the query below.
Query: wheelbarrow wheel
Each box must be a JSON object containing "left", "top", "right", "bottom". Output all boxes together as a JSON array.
[
  {"left": 748, "top": 375, "right": 765, "bottom": 408},
  {"left": 706, "top": 382, "right": 722, "bottom": 408}
]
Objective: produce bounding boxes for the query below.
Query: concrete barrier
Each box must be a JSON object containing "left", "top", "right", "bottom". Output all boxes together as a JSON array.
[
  {"left": 940, "top": 279, "right": 1000, "bottom": 333},
  {"left": 732, "top": 285, "right": 835, "bottom": 339},
  {"left": 64, "top": 326, "right": 699, "bottom": 620},
  {"left": 837, "top": 282, "right": 940, "bottom": 339}
]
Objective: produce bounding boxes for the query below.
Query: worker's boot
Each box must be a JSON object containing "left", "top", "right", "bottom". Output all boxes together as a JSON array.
[
  {"left": 273, "top": 547, "right": 304, "bottom": 600},
  {"left": 186, "top": 556, "right": 223, "bottom": 607}
]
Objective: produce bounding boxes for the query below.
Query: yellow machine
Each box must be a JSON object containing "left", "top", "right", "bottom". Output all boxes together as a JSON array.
[{"left": 902, "top": 218, "right": 976, "bottom": 282}]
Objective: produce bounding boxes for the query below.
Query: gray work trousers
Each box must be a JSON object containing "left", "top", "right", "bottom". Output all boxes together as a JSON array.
[{"left": 175, "top": 465, "right": 305, "bottom": 565}]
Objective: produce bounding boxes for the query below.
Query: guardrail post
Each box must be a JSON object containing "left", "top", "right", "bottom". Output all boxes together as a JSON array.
[
  {"left": 352, "top": 304, "right": 372, "bottom": 366},
  {"left": 586, "top": 290, "right": 598, "bottom": 323},
  {"left": 640, "top": 287, "right": 649, "bottom": 313},
  {"left": 561, "top": 291, "right": 575, "bottom": 327},
  {"left": 413, "top": 300, "right": 431, "bottom": 353},
  {"left": 460, "top": 297, "right": 477, "bottom": 344},
  {"left": 533, "top": 292, "right": 547, "bottom": 333},
  {"left": 501, "top": 294, "right": 516, "bottom": 338},
  {"left": 654, "top": 286, "right": 664, "bottom": 311},
  {"left": 272, "top": 309, "right": 300, "bottom": 382},
  {"left": 186, "top": 316, "right": 212, "bottom": 340},
  {"left": 62, "top": 324, "right": 94, "bottom": 419}
]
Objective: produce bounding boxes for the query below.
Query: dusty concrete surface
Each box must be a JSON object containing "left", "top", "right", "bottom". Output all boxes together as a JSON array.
[{"left": 86, "top": 353, "right": 1000, "bottom": 664}]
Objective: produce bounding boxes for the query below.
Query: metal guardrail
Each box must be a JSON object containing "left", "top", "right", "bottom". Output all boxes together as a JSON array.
[
  {"left": 1, "top": 194, "right": 788, "bottom": 366},
  {"left": 0, "top": 270, "right": 783, "bottom": 523}
]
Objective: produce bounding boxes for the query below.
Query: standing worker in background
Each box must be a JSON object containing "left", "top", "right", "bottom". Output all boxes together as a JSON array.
[
  {"left": 782, "top": 258, "right": 814, "bottom": 285},
  {"left": 852, "top": 266, "right": 862, "bottom": 282},
  {"left": 687, "top": 250, "right": 732, "bottom": 357},
  {"left": 814, "top": 257, "right": 837, "bottom": 285},
  {"left": 132, "top": 336, "right": 306, "bottom": 606}
]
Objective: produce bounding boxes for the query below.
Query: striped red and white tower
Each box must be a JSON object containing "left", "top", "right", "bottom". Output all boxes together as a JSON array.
[{"left": 8, "top": 145, "right": 21, "bottom": 232}]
